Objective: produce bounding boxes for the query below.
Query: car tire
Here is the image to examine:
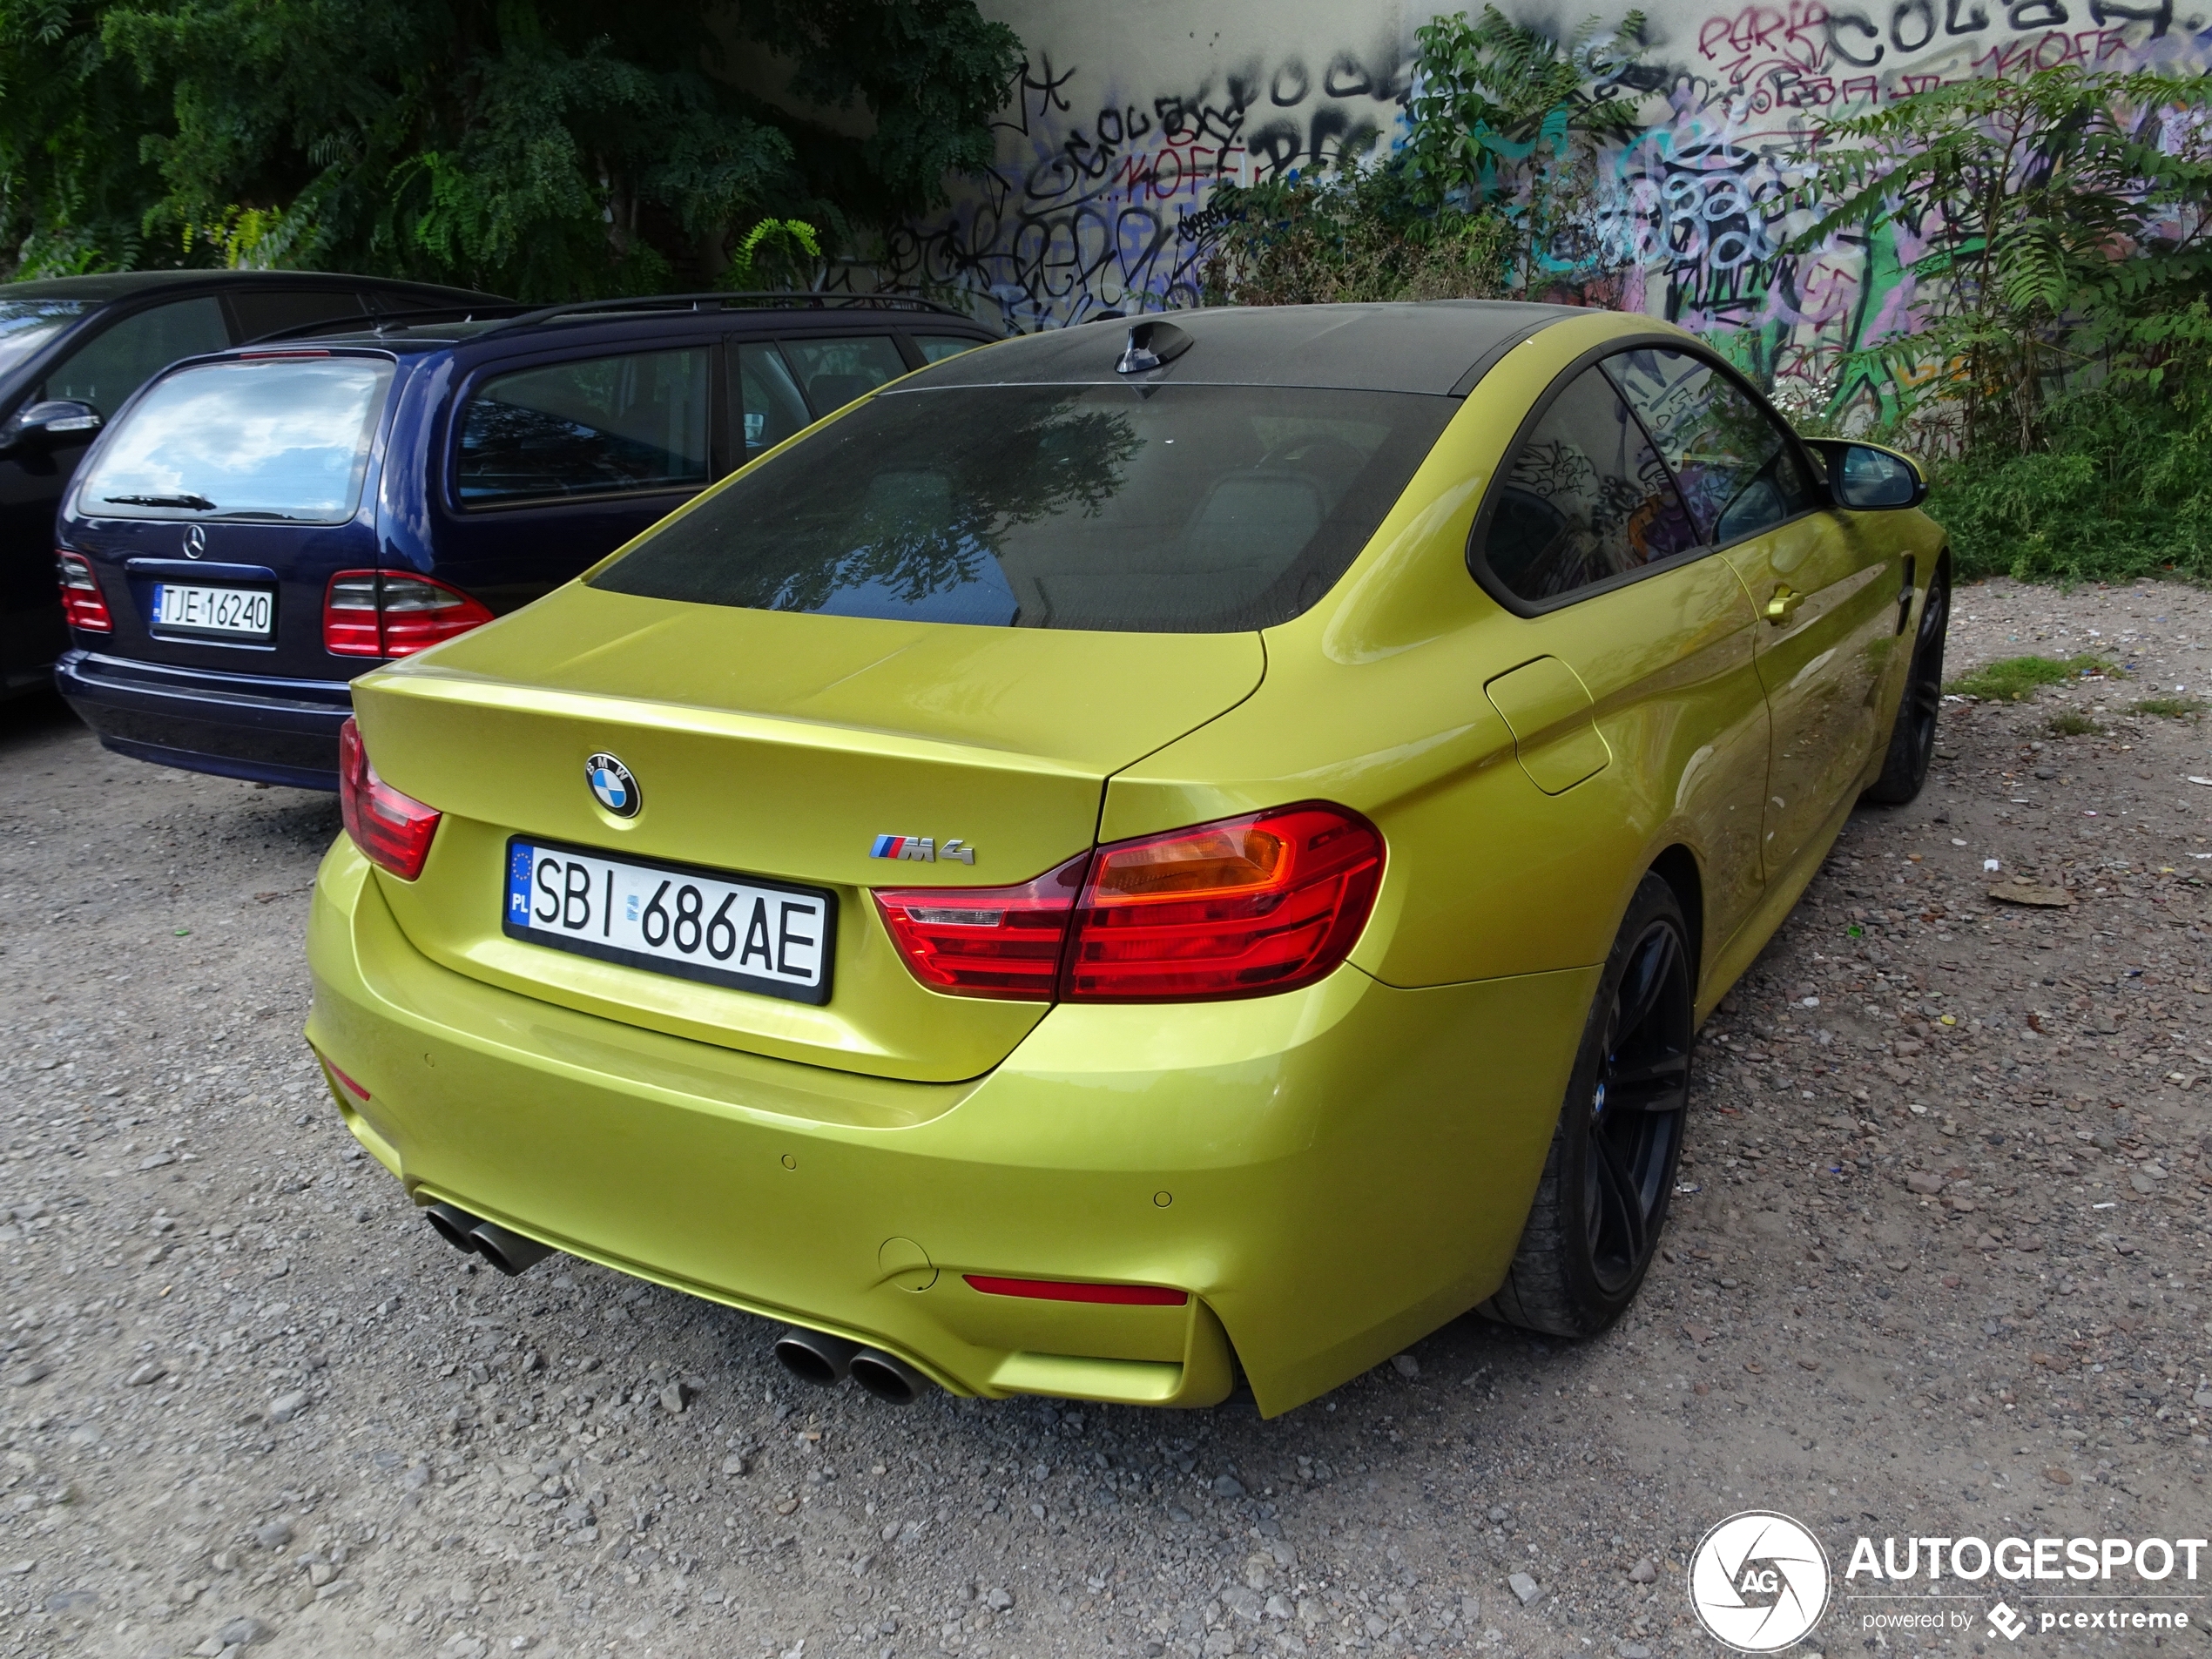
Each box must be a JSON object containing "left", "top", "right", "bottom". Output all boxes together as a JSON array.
[
  {"left": 1861, "top": 559, "right": 1951, "bottom": 806},
  {"left": 1480, "top": 873, "right": 1693, "bottom": 1339}
]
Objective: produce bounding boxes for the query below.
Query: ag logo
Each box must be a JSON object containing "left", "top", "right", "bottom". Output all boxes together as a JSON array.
[{"left": 1689, "top": 1511, "right": 1830, "bottom": 1652}]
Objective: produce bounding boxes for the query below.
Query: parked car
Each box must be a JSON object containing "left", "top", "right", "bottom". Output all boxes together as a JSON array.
[
  {"left": 54, "top": 292, "right": 997, "bottom": 787},
  {"left": 0, "top": 270, "right": 503, "bottom": 697},
  {"left": 303, "top": 302, "right": 1948, "bottom": 1415}
]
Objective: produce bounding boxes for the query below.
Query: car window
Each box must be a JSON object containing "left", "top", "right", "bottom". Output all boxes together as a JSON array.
[
  {"left": 1602, "top": 348, "right": 1816, "bottom": 545},
  {"left": 73, "top": 355, "right": 395, "bottom": 524},
  {"left": 733, "top": 342, "right": 813, "bottom": 461},
  {"left": 590, "top": 382, "right": 1455, "bottom": 632},
  {"left": 914, "top": 334, "right": 983, "bottom": 364},
  {"left": 779, "top": 335, "right": 907, "bottom": 415},
  {"left": 0, "top": 300, "right": 91, "bottom": 381},
  {"left": 227, "top": 288, "right": 365, "bottom": 341},
  {"left": 1477, "top": 366, "right": 1701, "bottom": 605},
  {"left": 456, "top": 347, "right": 710, "bottom": 507},
  {"left": 40, "top": 298, "right": 229, "bottom": 417}
]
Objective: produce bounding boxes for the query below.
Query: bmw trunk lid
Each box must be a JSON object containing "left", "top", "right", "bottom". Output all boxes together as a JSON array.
[{"left": 347, "top": 583, "right": 1264, "bottom": 1082}]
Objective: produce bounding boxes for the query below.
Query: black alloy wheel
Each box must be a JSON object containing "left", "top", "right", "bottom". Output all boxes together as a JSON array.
[
  {"left": 1483, "top": 873, "right": 1694, "bottom": 1337},
  {"left": 1584, "top": 914, "right": 1693, "bottom": 1292},
  {"left": 1865, "top": 562, "right": 1951, "bottom": 805}
]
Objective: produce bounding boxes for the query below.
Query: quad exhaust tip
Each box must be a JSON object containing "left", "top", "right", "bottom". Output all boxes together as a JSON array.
[
  {"left": 422, "top": 1201, "right": 555, "bottom": 1277},
  {"left": 774, "top": 1328, "right": 933, "bottom": 1405}
]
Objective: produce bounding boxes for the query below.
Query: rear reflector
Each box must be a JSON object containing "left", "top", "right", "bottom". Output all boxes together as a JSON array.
[
  {"left": 326, "top": 1062, "right": 370, "bottom": 1102},
  {"left": 964, "top": 1275, "right": 1188, "bottom": 1306},
  {"left": 338, "top": 717, "right": 441, "bottom": 880},
  {"left": 873, "top": 803, "right": 1384, "bottom": 1004},
  {"left": 55, "top": 551, "right": 111, "bottom": 632},
  {"left": 324, "top": 570, "right": 495, "bottom": 658}
]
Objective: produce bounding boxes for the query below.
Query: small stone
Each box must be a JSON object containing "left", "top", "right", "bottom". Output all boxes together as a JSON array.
[
  {"left": 138, "top": 1151, "right": 176, "bottom": 1170},
  {"left": 1508, "top": 1571, "right": 1543, "bottom": 1607},
  {"left": 9, "top": 1360, "right": 53, "bottom": 1386},
  {"left": 1620, "top": 1645, "right": 1654, "bottom": 1659},
  {"left": 720, "top": 1453, "right": 748, "bottom": 1476},
  {"left": 1211, "top": 1474, "right": 1246, "bottom": 1498},
  {"left": 254, "top": 1521, "right": 293, "bottom": 1550},
  {"left": 1904, "top": 1171, "right": 1946, "bottom": 1195},
  {"left": 307, "top": 1561, "right": 334, "bottom": 1587},
  {"left": 984, "top": 1587, "right": 1014, "bottom": 1610},
  {"left": 1487, "top": 1506, "right": 1510, "bottom": 1522},
  {"left": 658, "top": 1381, "right": 691, "bottom": 1414},
  {"left": 1628, "top": 1557, "right": 1656, "bottom": 1584},
  {"left": 1264, "top": 1593, "right": 1292, "bottom": 1620},
  {"left": 5, "top": 1560, "right": 31, "bottom": 1575},
  {"left": 266, "top": 1390, "right": 307, "bottom": 1423},
  {"left": 1389, "top": 1352, "right": 1420, "bottom": 1379},
  {"left": 2045, "top": 1467, "right": 2074, "bottom": 1486},
  {"left": 125, "top": 1360, "right": 165, "bottom": 1386},
  {"left": 219, "top": 1615, "right": 270, "bottom": 1646}
]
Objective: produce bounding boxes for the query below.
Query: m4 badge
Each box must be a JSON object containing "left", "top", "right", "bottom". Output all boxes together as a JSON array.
[{"left": 869, "top": 835, "right": 975, "bottom": 866}]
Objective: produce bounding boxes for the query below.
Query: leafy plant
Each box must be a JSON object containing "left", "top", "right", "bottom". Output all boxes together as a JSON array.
[
  {"left": 2045, "top": 711, "right": 2098, "bottom": 736},
  {"left": 1944, "top": 654, "right": 2119, "bottom": 701},
  {"left": 0, "top": 0, "right": 1022, "bottom": 299},
  {"left": 2131, "top": 695, "right": 2206, "bottom": 718},
  {"left": 723, "top": 218, "right": 825, "bottom": 292},
  {"left": 1198, "top": 158, "right": 1510, "bottom": 307},
  {"left": 1405, "top": 6, "right": 1647, "bottom": 295}
]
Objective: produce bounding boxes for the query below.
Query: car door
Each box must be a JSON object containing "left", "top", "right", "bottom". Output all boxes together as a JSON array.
[
  {"left": 1607, "top": 347, "right": 1898, "bottom": 883},
  {"left": 0, "top": 294, "right": 231, "bottom": 687},
  {"left": 432, "top": 340, "right": 715, "bottom": 613},
  {"left": 1468, "top": 359, "right": 1774, "bottom": 954}
]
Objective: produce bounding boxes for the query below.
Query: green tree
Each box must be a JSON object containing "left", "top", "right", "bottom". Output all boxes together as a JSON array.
[{"left": 0, "top": 0, "right": 1022, "bottom": 298}]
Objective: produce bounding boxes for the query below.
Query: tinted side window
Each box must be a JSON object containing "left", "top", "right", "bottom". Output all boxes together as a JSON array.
[
  {"left": 1602, "top": 348, "right": 1815, "bottom": 545},
  {"left": 780, "top": 335, "right": 907, "bottom": 415},
  {"left": 914, "top": 334, "right": 983, "bottom": 364},
  {"left": 456, "top": 347, "right": 710, "bottom": 507},
  {"left": 1479, "top": 367, "right": 1700, "bottom": 605},
  {"left": 228, "top": 288, "right": 365, "bottom": 341},
  {"left": 733, "top": 342, "right": 812, "bottom": 460},
  {"left": 41, "top": 298, "right": 229, "bottom": 416}
]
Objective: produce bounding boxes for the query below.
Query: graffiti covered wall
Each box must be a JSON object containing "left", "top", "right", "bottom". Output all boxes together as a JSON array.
[{"left": 885, "top": 0, "right": 2211, "bottom": 411}]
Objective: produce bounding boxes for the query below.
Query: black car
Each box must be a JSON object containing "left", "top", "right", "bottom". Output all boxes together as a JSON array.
[
  {"left": 0, "top": 270, "right": 503, "bottom": 695},
  {"left": 53, "top": 292, "right": 1000, "bottom": 787}
]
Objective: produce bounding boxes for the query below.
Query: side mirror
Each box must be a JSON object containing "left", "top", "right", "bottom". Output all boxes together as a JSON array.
[
  {"left": 2, "top": 399, "right": 103, "bottom": 455},
  {"left": 1805, "top": 438, "right": 1925, "bottom": 509}
]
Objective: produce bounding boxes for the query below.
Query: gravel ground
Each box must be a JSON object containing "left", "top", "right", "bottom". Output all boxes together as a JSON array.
[{"left": 0, "top": 575, "right": 2206, "bottom": 1659}]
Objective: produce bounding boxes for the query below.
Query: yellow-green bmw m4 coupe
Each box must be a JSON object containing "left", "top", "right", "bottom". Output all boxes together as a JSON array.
[{"left": 306, "top": 302, "right": 1948, "bottom": 1416}]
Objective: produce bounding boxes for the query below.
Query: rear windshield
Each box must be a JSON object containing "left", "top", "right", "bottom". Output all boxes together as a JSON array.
[
  {"left": 73, "top": 355, "right": 394, "bottom": 523},
  {"left": 590, "top": 382, "right": 1454, "bottom": 631}
]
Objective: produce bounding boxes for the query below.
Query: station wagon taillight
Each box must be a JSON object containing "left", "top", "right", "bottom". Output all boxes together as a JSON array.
[
  {"left": 872, "top": 803, "right": 1384, "bottom": 1003},
  {"left": 55, "top": 552, "right": 111, "bottom": 633},
  {"left": 338, "top": 718, "right": 441, "bottom": 880},
  {"left": 324, "top": 570, "right": 495, "bottom": 658}
]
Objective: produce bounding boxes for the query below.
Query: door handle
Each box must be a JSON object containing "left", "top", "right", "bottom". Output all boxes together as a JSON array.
[{"left": 1764, "top": 584, "right": 1804, "bottom": 626}]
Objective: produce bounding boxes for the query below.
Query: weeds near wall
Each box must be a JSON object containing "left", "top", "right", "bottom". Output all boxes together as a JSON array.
[
  {"left": 1200, "top": 7, "right": 1639, "bottom": 307},
  {"left": 1791, "top": 68, "right": 2212, "bottom": 582}
]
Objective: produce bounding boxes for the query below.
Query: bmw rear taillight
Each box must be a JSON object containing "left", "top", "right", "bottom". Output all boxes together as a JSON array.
[
  {"left": 56, "top": 552, "right": 111, "bottom": 633},
  {"left": 338, "top": 717, "right": 440, "bottom": 880},
  {"left": 872, "top": 803, "right": 1384, "bottom": 1004},
  {"left": 323, "top": 570, "right": 494, "bottom": 658},
  {"left": 872, "top": 854, "right": 1089, "bottom": 1001}
]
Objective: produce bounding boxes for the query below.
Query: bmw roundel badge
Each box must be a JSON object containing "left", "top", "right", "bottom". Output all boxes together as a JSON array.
[{"left": 585, "top": 752, "right": 640, "bottom": 818}]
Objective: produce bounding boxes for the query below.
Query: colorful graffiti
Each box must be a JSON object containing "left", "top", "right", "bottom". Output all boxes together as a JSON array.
[{"left": 881, "top": 3, "right": 2212, "bottom": 412}]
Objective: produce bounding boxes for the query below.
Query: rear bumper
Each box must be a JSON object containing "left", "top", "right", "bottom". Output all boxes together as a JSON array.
[
  {"left": 305, "top": 839, "right": 1594, "bottom": 1415},
  {"left": 57, "top": 649, "right": 352, "bottom": 789}
]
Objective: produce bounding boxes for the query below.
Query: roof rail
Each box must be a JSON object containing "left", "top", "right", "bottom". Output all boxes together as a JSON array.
[
  {"left": 243, "top": 302, "right": 534, "bottom": 347},
  {"left": 471, "top": 289, "right": 971, "bottom": 341}
]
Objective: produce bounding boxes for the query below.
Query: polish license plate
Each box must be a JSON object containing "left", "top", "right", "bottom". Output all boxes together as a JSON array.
[
  {"left": 502, "top": 838, "right": 834, "bottom": 1005},
  {"left": 150, "top": 582, "right": 273, "bottom": 638}
]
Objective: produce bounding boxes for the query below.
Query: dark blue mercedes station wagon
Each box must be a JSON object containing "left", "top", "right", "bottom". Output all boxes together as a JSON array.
[{"left": 54, "top": 293, "right": 997, "bottom": 788}]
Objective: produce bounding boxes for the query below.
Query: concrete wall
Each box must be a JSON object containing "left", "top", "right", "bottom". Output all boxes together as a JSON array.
[{"left": 886, "top": 0, "right": 2208, "bottom": 413}]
